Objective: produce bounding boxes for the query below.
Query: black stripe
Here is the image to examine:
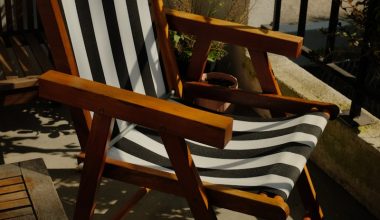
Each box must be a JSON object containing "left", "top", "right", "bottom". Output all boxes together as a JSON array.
[
  {"left": 197, "top": 164, "right": 300, "bottom": 180},
  {"left": 232, "top": 124, "right": 323, "bottom": 141},
  {"left": 115, "top": 137, "right": 172, "bottom": 168},
  {"left": 126, "top": 0, "right": 157, "bottom": 97},
  {"left": 115, "top": 135, "right": 298, "bottom": 201},
  {"left": 102, "top": 0, "right": 133, "bottom": 90},
  {"left": 134, "top": 126, "right": 314, "bottom": 159},
  {"left": 230, "top": 111, "right": 329, "bottom": 122},
  {"left": 115, "top": 135, "right": 302, "bottom": 180},
  {"left": 74, "top": 0, "right": 105, "bottom": 83}
]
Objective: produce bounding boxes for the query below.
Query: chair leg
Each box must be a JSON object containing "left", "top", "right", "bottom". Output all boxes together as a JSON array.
[
  {"left": 297, "top": 165, "right": 324, "bottom": 220},
  {"left": 112, "top": 187, "right": 151, "bottom": 220},
  {"left": 74, "top": 113, "right": 114, "bottom": 220},
  {"left": 160, "top": 132, "right": 217, "bottom": 220}
]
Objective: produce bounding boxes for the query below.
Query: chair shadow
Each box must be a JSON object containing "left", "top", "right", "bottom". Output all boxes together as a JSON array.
[{"left": 0, "top": 99, "right": 78, "bottom": 164}]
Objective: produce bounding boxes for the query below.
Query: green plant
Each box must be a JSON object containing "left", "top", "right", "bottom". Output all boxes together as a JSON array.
[
  {"left": 339, "top": 0, "right": 380, "bottom": 60},
  {"left": 166, "top": 0, "right": 251, "bottom": 63}
]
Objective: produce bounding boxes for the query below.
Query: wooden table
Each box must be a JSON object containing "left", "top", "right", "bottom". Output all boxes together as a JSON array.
[{"left": 0, "top": 158, "right": 67, "bottom": 219}]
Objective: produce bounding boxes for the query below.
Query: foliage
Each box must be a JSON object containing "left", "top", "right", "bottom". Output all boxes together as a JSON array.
[
  {"left": 165, "top": 0, "right": 251, "bottom": 62},
  {"left": 339, "top": 0, "right": 380, "bottom": 61}
]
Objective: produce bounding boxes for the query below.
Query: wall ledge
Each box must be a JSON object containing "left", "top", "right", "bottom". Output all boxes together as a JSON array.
[{"left": 269, "top": 53, "right": 380, "bottom": 218}]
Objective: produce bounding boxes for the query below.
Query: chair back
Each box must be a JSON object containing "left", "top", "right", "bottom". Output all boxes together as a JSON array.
[{"left": 59, "top": 0, "right": 167, "bottom": 98}]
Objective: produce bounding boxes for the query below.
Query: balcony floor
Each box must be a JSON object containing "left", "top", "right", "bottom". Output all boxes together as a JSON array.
[{"left": 0, "top": 100, "right": 376, "bottom": 219}]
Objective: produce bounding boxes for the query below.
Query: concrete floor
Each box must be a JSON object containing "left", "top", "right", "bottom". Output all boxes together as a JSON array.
[{"left": 0, "top": 100, "right": 377, "bottom": 219}]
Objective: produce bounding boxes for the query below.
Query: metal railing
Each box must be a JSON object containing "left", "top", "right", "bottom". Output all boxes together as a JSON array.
[{"left": 271, "top": 0, "right": 379, "bottom": 124}]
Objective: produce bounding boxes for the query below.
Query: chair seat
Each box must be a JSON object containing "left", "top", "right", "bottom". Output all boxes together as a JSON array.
[{"left": 107, "top": 111, "right": 328, "bottom": 200}]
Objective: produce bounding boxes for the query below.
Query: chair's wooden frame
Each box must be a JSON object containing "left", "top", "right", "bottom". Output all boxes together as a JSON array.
[{"left": 37, "top": 0, "right": 339, "bottom": 219}]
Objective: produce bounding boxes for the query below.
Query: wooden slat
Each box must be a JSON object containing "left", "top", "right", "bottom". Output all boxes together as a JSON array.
[
  {"left": 19, "top": 159, "right": 67, "bottom": 220},
  {"left": 166, "top": 9, "right": 303, "bottom": 58},
  {"left": 248, "top": 50, "right": 281, "bottom": 95},
  {"left": 39, "top": 71, "right": 233, "bottom": 149},
  {"left": 0, "top": 177, "right": 23, "bottom": 187},
  {"left": 0, "top": 198, "right": 30, "bottom": 211},
  {"left": 151, "top": 0, "right": 183, "bottom": 96},
  {"left": 10, "top": 35, "right": 42, "bottom": 76},
  {"left": 37, "top": 0, "right": 92, "bottom": 150},
  {"left": 92, "top": 155, "right": 291, "bottom": 220},
  {"left": 297, "top": 166, "right": 324, "bottom": 220},
  {"left": 26, "top": 0, "right": 35, "bottom": 30},
  {"left": 74, "top": 113, "right": 114, "bottom": 220},
  {"left": 0, "top": 207, "right": 34, "bottom": 220},
  {"left": 160, "top": 132, "right": 216, "bottom": 219},
  {"left": 24, "top": 33, "right": 53, "bottom": 71},
  {"left": 0, "top": 184, "right": 26, "bottom": 195},
  {"left": 186, "top": 38, "right": 211, "bottom": 81},
  {"left": 13, "top": 0, "right": 23, "bottom": 31},
  {"left": 0, "top": 164, "right": 21, "bottom": 179},
  {"left": 0, "top": 46, "right": 24, "bottom": 78},
  {"left": 5, "top": 0, "right": 13, "bottom": 32},
  {"left": 183, "top": 82, "right": 339, "bottom": 119},
  {"left": 0, "top": 191, "right": 29, "bottom": 203}
]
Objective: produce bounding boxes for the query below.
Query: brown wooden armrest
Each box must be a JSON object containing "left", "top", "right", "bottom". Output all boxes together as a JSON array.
[
  {"left": 165, "top": 9, "right": 303, "bottom": 58},
  {"left": 38, "top": 71, "right": 232, "bottom": 149},
  {"left": 184, "top": 81, "right": 340, "bottom": 119}
]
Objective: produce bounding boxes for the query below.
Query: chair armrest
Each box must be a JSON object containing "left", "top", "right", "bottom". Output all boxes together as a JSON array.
[
  {"left": 38, "top": 71, "right": 233, "bottom": 149},
  {"left": 165, "top": 9, "right": 303, "bottom": 58},
  {"left": 184, "top": 81, "right": 340, "bottom": 119}
]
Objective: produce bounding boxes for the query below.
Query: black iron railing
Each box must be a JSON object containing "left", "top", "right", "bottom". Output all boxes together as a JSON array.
[{"left": 271, "top": 0, "right": 379, "bottom": 124}]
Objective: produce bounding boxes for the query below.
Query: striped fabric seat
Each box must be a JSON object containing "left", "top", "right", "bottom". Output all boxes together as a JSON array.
[{"left": 60, "top": 0, "right": 328, "bottom": 200}]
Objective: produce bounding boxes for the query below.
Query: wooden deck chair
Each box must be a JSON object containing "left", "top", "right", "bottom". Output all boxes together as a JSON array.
[
  {"left": 37, "top": 0, "right": 339, "bottom": 219},
  {"left": 0, "top": 0, "right": 53, "bottom": 105}
]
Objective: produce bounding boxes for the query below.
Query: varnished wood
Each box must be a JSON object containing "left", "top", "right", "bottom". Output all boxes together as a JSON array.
[
  {"left": 36, "top": 1, "right": 339, "bottom": 219},
  {"left": 297, "top": 165, "right": 324, "bottom": 220},
  {"left": 112, "top": 187, "right": 150, "bottom": 220},
  {"left": 79, "top": 153, "right": 290, "bottom": 220},
  {"left": 183, "top": 81, "right": 339, "bottom": 119},
  {"left": 39, "top": 71, "right": 233, "bottom": 149},
  {"left": 151, "top": 0, "right": 183, "bottom": 97},
  {"left": 74, "top": 113, "right": 114, "bottom": 220},
  {"left": 166, "top": 9, "right": 303, "bottom": 58},
  {"left": 160, "top": 132, "right": 216, "bottom": 220},
  {"left": 248, "top": 50, "right": 281, "bottom": 95},
  {"left": 36, "top": 0, "right": 98, "bottom": 149},
  {"left": 186, "top": 38, "right": 212, "bottom": 81}
]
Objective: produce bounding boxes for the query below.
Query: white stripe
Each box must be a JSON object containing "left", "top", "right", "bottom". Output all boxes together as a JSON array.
[
  {"left": 188, "top": 131, "right": 318, "bottom": 150},
  {"left": 233, "top": 114, "right": 327, "bottom": 132},
  {"left": 88, "top": 0, "right": 120, "bottom": 88},
  {"left": 61, "top": 0, "right": 93, "bottom": 80},
  {"left": 224, "top": 132, "right": 318, "bottom": 149},
  {"left": 120, "top": 129, "right": 307, "bottom": 171},
  {"left": 201, "top": 174, "right": 293, "bottom": 198},
  {"left": 136, "top": 0, "right": 166, "bottom": 97},
  {"left": 114, "top": 0, "right": 145, "bottom": 94}
]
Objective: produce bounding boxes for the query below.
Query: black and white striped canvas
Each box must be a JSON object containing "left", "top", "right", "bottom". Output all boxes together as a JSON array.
[{"left": 59, "top": 0, "right": 329, "bottom": 200}]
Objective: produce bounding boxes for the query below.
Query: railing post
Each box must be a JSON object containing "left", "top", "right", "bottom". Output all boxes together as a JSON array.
[
  {"left": 349, "top": 0, "right": 374, "bottom": 119},
  {"left": 272, "top": 0, "right": 282, "bottom": 31},
  {"left": 324, "top": 0, "right": 340, "bottom": 62},
  {"left": 297, "top": 0, "right": 308, "bottom": 37}
]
